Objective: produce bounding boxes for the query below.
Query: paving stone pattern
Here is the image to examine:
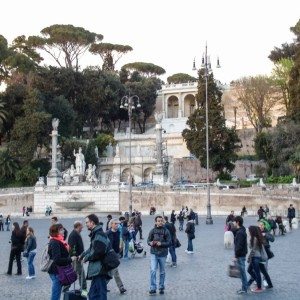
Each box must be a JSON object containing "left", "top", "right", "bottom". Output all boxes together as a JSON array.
[{"left": 0, "top": 215, "right": 299, "bottom": 300}]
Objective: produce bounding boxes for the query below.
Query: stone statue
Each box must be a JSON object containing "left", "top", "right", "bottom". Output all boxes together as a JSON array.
[
  {"left": 154, "top": 112, "right": 163, "bottom": 124},
  {"left": 70, "top": 164, "right": 76, "bottom": 177},
  {"left": 52, "top": 118, "right": 59, "bottom": 131},
  {"left": 73, "top": 147, "right": 86, "bottom": 175},
  {"left": 115, "top": 144, "right": 120, "bottom": 157},
  {"left": 95, "top": 146, "right": 99, "bottom": 159},
  {"left": 106, "top": 143, "right": 113, "bottom": 157},
  {"left": 63, "top": 169, "right": 71, "bottom": 184},
  {"left": 86, "top": 164, "right": 98, "bottom": 183}
]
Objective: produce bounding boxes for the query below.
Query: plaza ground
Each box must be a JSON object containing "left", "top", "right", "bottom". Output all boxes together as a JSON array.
[{"left": 0, "top": 215, "right": 299, "bottom": 300}]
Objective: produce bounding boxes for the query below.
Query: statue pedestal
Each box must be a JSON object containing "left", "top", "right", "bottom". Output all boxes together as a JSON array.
[
  {"left": 47, "top": 169, "right": 61, "bottom": 186},
  {"left": 153, "top": 172, "right": 164, "bottom": 185}
]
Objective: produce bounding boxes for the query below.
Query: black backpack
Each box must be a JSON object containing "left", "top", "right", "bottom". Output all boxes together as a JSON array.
[{"left": 101, "top": 246, "right": 120, "bottom": 272}]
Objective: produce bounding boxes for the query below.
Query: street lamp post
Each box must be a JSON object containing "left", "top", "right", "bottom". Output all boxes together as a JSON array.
[
  {"left": 120, "top": 95, "right": 141, "bottom": 215},
  {"left": 193, "top": 43, "right": 220, "bottom": 225}
]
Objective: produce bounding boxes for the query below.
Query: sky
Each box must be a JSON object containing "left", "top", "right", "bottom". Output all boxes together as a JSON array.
[{"left": 1, "top": 0, "right": 299, "bottom": 84}]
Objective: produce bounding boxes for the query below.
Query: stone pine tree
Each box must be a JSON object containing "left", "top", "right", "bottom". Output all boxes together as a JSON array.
[{"left": 182, "top": 69, "right": 240, "bottom": 178}]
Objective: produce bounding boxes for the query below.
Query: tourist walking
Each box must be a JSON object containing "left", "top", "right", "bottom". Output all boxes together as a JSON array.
[
  {"left": 22, "top": 206, "right": 26, "bottom": 217},
  {"left": 7, "top": 222, "right": 23, "bottom": 275},
  {"left": 147, "top": 215, "right": 171, "bottom": 295},
  {"left": 48, "top": 224, "right": 77, "bottom": 300},
  {"left": 106, "top": 218, "right": 127, "bottom": 294},
  {"left": 177, "top": 211, "right": 184, "bottom": 231},
  {"left": 257, "top": 206, "right": 265, "bottom": 220},
  {"left": 185, "top": 215, "right": 195, "bottom": 254},
  {"left": 0, "top": 214, "right": 4, "bottom": 231},
  {"left": 122, "top": 221, "right": 130, "bottom": 259},
  {"left": 67, "top": 221, "right": 87, "bottom": 292},
  {"left": 164, "top": 216, "right": 177, "bottom": 267},
  {"left": 6, "top": 215, "right": 11, "bottom": 231},
  {"left": 170, "top": 210, "right": 176, "bottom": 225},
  {"left": 80, "top": 214, "right": 111, "bottom": 300},
  {"left": 106, "top": 214, "right": 112, "bottom": 231},
  {"left": 241, "top": 206, "right": 247, "bottom": 217},
  {"left": 134, "top": 211, "right": 143, "bottom": 240},
  {"left": 23, "top": 227, "right": 37, "bottom": 279},
  {"left": 233, "top": 216, "right": 248, "bottom": 294},
  {"left": 226, "top": 211, "right": 235, "bottom": 226},
  {"left": 258, "top": 221, "right": 274, "bottom": 289},
  {"left": 247, "top": 226, "right": 268, "bottom": 293},
  {"left": 287, "top": 204, "right": 296, "bottom": 229}
]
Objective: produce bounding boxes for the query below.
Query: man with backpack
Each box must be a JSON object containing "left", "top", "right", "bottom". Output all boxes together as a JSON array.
[
  {"left": 80, "top": 214, "right": 112, "bottom": 300},
  {"left": 147, "top": 215, "right": 171, "bottom": 295}
]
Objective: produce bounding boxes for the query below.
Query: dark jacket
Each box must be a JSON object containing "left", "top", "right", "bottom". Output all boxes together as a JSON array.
[
  {"left": 226, "top": 214, "right": 235, "bottom": 225},
  {"left": 134, "top": 214, "right": 142, "bottom": 227},
  {"left": 82, "top": 224, "right": 111, "bottom": 279},
  {"left": 48, "top": 239, "right": 72, "bottom": 274},
  {"left": 106, "top": 229, "right": 120, "bottom": 254},
  {"left": 20, "top": 225, "right": 28, "bottom": 245},
  {"left": 177, "top": 213, "right": 184, "bottom": 222},
  {"left": 68, "top": 229, "right": 84, "bottom": 256},
  {"left": 165, "top": 222, "right": 176, "bottom": 244},
  {"left": 122, "top": 226, "right": 130, "bottom": 241},
  {"left": 170, "top": 213, "right": 176, "bottom": 223},
  {"left": 234, "top": 226, "right": 248, "bottom": 258},
  {"left": 24, "top": 235, "right": 37, "bottom": 253},
  {"left": 10, "top": 231, "right": 24, "bottom": 251},
  {"left": 185, "top": 220, "right": 195, "bottom": 239},
  {"left": 147, "top": 226, "right": 171, "bottom": 257},
  {"left": 287, "top": 207, "right": 296, "bottom": 219}
]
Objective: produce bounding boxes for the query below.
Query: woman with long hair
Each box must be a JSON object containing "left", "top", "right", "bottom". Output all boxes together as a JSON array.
[
  {"left": 24, "top": 227, "right": 37, "bottom": 279},
  {"left": 7, "top": 222, "right": 23, "bottom": 275},
  {"left": 247, "top": 225, "right": 272, "bottom": 292},
  {"left": 48, "top": 224, "right": 76, "bottom": 300}
]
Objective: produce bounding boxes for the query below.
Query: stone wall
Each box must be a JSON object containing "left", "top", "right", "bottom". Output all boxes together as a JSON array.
[
  {"left": 120, "top": 187, "right": 300, "bottom": 217},
  {"left": 0, "top": 192, "right": 34, "bottom": 214}
]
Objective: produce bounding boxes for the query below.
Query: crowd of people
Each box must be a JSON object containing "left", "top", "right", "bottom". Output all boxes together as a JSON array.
[
  {"left": 225, "top": 203, "right": 297, "bottom": 294},
  {"left": 3, "top": 203, "right": 297, "bottom": 299}
]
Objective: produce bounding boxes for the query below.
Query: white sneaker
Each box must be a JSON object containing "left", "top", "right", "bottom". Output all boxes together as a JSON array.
[
  {"left": 185, "top": 250, "right": 189, "bottom": 253},
  {"left": 31, "top": 275, "right": 36, "bottom": 279},
  {"left": 26, "top": 276, "right": 33, "bottom": 280},
  {"left": 188, "top": 251, "right": 194, "bottom": 254},
  {"left": 263, "top": 280, "right": 268, "bottom": 287}
]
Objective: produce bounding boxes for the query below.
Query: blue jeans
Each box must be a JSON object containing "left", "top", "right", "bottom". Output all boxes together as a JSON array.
[
  {"left": 169, "top": 246, "right": 177, "bottom": 263},
  {"left": 88, "top": 275, "right": 107, "bottom": 300},
  {"left": 150, "top": 254, "right": 166, "bottom": 291},
  {"left": 27, "top": 251, "right": 36, "bottom": 276},
  {"left": 179, "top": 221, "right": 184, "bottom": 231},
  {"left": 187, "top": 238, "right": 193, "bottom": 251},
  {"left": 247, "top": 257, "right": 262, "bottom": 288},
  {"left": 124, "top": 240, "right": 129, "bottom": 258},
  {"left": 49, "top": 273, "right": 62, "bottom": 300},
  {"left": 6, "top": 223, "right": 10, "bottom": 231},
  {"left": 237, "top": 257, "right": 248, "bottom": 292}
]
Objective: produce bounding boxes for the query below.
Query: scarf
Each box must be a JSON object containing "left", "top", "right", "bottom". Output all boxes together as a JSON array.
[{"left": 51, "top": 235, "right": 70, "bottom": 252}]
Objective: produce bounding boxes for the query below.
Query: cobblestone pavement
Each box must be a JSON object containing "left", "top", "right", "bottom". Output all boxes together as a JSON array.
[{"left": 0, "top": 214, "right": 299, "bottom": 300}]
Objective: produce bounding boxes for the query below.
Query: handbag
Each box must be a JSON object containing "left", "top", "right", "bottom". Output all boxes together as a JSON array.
[
  {"left": 174, "top": 238, "right": 181, "bottom": 248},
  {"left": 101, "top": 248, "right": 120, "bottom": 272},
  {"left": 265, "top": 246, "right": 274, "bottom": 259},
  {"left": 228, "top": 262, "right": 241, "bottom": 278},
  {"left": 57, "top": 264, "right": 77, "bottom": 286},
  {"left": 40, "top": 244, "right": 53, "bottom": 272}
]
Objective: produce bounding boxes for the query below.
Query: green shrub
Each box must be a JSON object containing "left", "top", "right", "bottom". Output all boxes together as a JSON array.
[
  {"left": 16, "top": 165, "right": 38, "bottom": 186},
  {"left": 30, "top": 159, "right": 51, "bottom": 177},
  {"left": 265, "top": 175, "right": 294, "bottom": 184}
]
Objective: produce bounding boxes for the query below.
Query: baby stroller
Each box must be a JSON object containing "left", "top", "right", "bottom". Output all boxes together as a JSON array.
[{"left": 129, "top": 240, "right": 146, "bottom": 258}]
